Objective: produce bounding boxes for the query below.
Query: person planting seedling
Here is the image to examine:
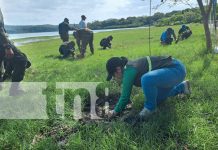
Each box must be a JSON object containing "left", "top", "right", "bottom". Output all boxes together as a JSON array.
[{"left": 105, "top": 56, "right": 191, "bottom": 125}]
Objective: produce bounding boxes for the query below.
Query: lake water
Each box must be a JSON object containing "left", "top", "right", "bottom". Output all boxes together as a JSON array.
[{"left": 9, "top": 27, "right": 147, "bottom": 40}]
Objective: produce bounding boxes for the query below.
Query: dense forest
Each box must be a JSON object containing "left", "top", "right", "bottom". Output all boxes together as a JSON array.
[
  {"left": 5, "top": 7, "right": 206, "bottom": 34},
  {"left": 88, "top": 7, "right": 202, "bottom": 29}
]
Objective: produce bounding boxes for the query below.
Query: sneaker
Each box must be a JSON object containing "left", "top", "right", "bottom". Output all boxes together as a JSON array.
[
  {"left": 123, "top": 108, "right": 153, "bottom": 126},
  {"left": 139, "top": 107, "right": 153, "bottom": 119},
  {"left": 183, "top": 80, "right": 191, "bottom": 95}
]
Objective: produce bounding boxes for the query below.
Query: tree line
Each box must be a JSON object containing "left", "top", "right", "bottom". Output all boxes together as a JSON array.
[{"left": 88, "top": 7, "right": 203, "bottom": 30}]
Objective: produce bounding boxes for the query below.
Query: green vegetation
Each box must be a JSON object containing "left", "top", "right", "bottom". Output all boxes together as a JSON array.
[
  {"left": 88, "top": 8, "right": 202, "bottom": 29},
  {"left": 0, "top": 24, "right": 217, "bottom": 149}
]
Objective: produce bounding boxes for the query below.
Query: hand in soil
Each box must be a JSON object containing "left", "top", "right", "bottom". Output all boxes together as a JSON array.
[{"left": 107, "top": 110, "right": 117, "bottom": 119}]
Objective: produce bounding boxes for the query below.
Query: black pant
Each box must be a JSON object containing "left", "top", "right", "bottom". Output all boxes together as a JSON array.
[
  {"left": 181, "top": 31, "right": 192, "bottom": 40},
  {"left": 165, "top": 38, "right": 173, "bottom": 45},
  {"left": 77, "top": 30, "right": 94, "bottom": 55},
  {"left": 3, "top": 59, "right": 26, "bottom": 82},
  {"left": 100, "top": 40, "right": 111, "bottom": 49},
  {"left": 60, "top": 34, "right": 69, "bottom": 42}
]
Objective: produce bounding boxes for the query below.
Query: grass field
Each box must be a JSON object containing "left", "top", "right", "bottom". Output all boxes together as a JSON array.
[{"left": 0, "top": 24, "right": 218, "bottom": 149}]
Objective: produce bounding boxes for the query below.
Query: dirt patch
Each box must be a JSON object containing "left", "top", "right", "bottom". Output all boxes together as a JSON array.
[
  {"left": 80, "top": 94, "right": 133, "bottom": 124},
  {"left": 31, "top": 94, "right": 135, "bottom": 148}
]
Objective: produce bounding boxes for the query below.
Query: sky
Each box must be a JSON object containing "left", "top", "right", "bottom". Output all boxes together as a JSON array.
[{"left": 0, "top": 0, "right": 199, "bottom": 25}]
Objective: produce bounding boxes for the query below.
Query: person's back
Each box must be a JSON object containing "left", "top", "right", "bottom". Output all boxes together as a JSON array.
[
  {"left": 59, "top": 18, "right": 73, "bottom": 42},
  {"left": 177, "top": 25, "right": 192, "bottom": 42},
  {"left": 59, "top": 22, "right": 69, "bottom": 35},
  {"left": 161, "top": 28, "right": 176, "bottom": 45},
  {"left": 160, "top": 31, "right": 167, "bottom": 42},
  {"left": 79, "top": 20, "right": 87, "bottom": 29}
]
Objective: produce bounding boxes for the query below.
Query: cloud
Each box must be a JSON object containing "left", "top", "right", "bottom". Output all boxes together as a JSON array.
[{"left": 0, "top": 0, "right": 198, "bottom": 25}]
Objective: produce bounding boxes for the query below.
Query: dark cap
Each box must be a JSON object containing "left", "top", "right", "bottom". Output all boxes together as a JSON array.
[
  {"left": 106, "top": 57, "right": 123, "bottom": 81},
  {"left": 81, "top": 15, "right": 86, "bottom": 19},
  {"left": 167, "top": 28, "right": 174, "bottom": 34},
  {"left": 64, "top": 18, "right": 69, "bottom": 23}
]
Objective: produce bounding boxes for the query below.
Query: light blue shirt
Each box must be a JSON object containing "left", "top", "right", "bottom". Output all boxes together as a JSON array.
[
  {"left": 79, "top": 20, "right": 87, "bottom": 29},
  {"left": 0, "top": 8, "right": 4, "bottom": 28}
]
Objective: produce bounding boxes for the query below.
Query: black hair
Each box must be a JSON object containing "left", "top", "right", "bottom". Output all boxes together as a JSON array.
[
  {"left": 107, "top": 35, "right": 113, "bottom": 41},
  {"left": 120, "top": 57, "right": 128, "bottom": 67}
]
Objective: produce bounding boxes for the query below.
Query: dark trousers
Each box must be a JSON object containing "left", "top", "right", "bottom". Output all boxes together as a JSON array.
[
  {"left": 166, "top": 38, "right": 173, "bottom": 45},
  {"left": 100, "top": 41, "right": 111, "bottom": 49},
  {"left": 181, "top": 31, "right": 192, "bottom": 40},
  {"left": 60, "top": 34, "right": 69, "bottom": 42},
  {"left": 78, "top": 30, "right": 94, "bottom": 56},
  {"left": 4, "top": 60, "right": 26, "bottom": 82}
]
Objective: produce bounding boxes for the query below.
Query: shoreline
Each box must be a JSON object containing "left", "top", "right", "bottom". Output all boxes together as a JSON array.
[
  {"left": 9, "top": 26, "right": 148, "bottom": 40},
  {"left": 11, "top": 26, "right": 148, "bottom": 46}
]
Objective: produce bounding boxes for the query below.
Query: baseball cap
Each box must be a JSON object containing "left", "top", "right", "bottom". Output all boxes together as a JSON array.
[
  {"left": 64, "top": 18, "right": 69, "bottom": 23},
  {"left": 106, "top": 57, "right": 123, "bottom": 81},
  {"left": 81, "top": 15, "right": 86, "bottom": 19}
]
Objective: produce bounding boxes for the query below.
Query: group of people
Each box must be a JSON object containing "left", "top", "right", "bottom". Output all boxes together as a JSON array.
[
  {"left": 58, "top": 15, "right": 94, "bottom": 59},
  {"left": 58, "top": 15, "right": 114, "bottom": 59},
  {"left": 104, "top": 28, "right": 192, "bottom": 123},
  {"left": 160, "top": 25, "right": 192, "bottom": 45},
  {"left": 0, "top": 9, "right": 31, "bottom": 96},
  {"left": 0, "top": 8, "right": 192, "bottom": 124}
]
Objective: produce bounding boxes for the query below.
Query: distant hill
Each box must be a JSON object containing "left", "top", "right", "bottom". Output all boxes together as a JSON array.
[
  {"left": 5, "top": 24, "right": 79, "bottom": 34},
  {"left": 5, "top": 25, "right": 58, "bottom": 34}
]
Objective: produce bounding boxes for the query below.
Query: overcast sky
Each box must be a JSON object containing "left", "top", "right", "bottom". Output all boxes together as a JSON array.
[{"left": 0, "top": 0, "right": 198, "bottom": 25}]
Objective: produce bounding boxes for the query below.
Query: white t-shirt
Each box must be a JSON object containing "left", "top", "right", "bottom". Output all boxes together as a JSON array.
[{"left": 79, "top": 20, "right": 87, "bottom": 29}]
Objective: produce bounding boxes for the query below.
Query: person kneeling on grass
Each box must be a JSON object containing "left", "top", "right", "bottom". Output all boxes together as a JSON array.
[
  {"left": 106, "top": 56, "right": 191, "bottom": 122},
  {"left": 100, "top": 35, "right": 113, "bottom": 50},
  {"left": 176, "top": 25, "right": 192, "bottom": 44},
  {"left": 0, "top": 9, "right": 31, "bottom": 96},
  {"left": 160, "top": 28, "right": 177, "bottom": 45},
  {"left": 59, "top": 41, "right": 75, "bottom": 59}
]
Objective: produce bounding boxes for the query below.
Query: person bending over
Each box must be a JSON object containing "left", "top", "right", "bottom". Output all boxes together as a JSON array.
[
  {"left": 100, "top": 35, "right": 113, "bottom": 50},
  {"left": 176, "top": 25, "right": 192, "bottom": 43},
  {"left": 106, "top": 56, "right": 191, "bottom": 123},
  {"left": 160, "top": 28, "right": 176, "bottom": 45}
]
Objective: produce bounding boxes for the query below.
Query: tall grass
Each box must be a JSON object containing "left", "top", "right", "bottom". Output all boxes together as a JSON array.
[{"left": 0, "top": 24, "right": 217, "bottom": 149}]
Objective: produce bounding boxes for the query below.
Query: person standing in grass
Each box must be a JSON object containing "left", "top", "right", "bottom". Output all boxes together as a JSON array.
[
  {"left": 0, "top": 8, "right": 31, "bottom": 96},
  {"left": 77, "top": 15, "right": 94, "bottom": 58},
  {"left": 160, "top": 28, "right": 177, "bottom": 45},
  {"left": 58, "top": 18, "right": 76, "bottom": 42},
  {"left": 106, "top": 56, "right": 191, "bottom": 121}
]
